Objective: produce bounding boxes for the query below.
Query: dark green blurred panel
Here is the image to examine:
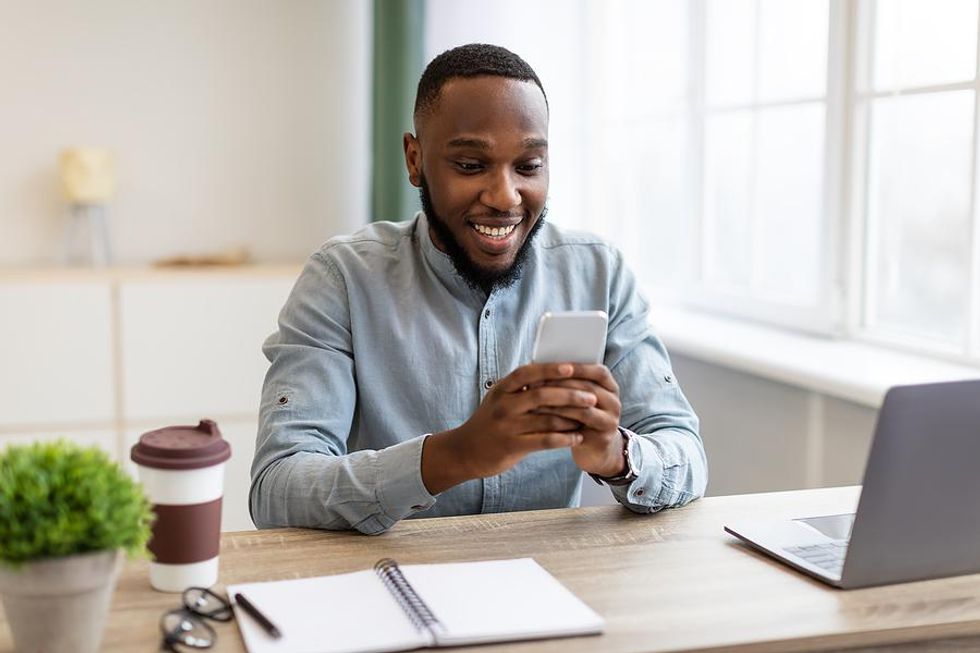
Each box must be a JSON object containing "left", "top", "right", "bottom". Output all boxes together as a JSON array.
[{"left": 371, "top": 0, "right": 425, "bottom": 222}]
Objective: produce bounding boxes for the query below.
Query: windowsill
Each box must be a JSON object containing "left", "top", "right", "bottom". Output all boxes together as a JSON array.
[{"left": 652, "top": 306, "right": 980, "bottom": 408}]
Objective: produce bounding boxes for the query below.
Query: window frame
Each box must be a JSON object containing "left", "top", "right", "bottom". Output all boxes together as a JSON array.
[{"left": 847, "top": 0, "right": 980, "bottom": 366}]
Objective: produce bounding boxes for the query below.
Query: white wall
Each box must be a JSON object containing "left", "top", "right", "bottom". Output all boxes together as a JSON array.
[
  {"left": 672, "top": 354, "right": 878, "bottom": 497},
  {"left": 424, "top": 0, "right": 591, "bottom": 232},
  {"left": 0, "top": 0, "right": 371, "bottom": 266}
]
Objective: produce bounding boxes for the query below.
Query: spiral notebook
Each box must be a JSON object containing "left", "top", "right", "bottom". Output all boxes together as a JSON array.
[{"left": 226, "top": 557, "right": 604, "bottom": 653}]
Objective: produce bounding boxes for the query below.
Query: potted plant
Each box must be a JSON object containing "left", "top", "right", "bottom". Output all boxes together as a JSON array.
[{"left": 0, "top": 440, "right": 153, "bottom": 653}]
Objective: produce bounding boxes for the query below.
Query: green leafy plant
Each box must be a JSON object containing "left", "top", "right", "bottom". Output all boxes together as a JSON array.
[{"left": 0, "top": 440, "right": 154, "bottom": 566}]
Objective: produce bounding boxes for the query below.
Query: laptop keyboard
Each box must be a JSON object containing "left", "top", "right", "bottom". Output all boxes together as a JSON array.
[{"left": 783, "top": 541, "right": 848, "bottom": 576}]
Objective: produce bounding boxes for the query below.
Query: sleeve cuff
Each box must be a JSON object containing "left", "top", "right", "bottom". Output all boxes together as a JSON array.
[
  {"left": 375, "top": 434, "right": 438, "bottom": 524},
  {"left": 609, "top": 430, "right": 667, "bottom": 510}
]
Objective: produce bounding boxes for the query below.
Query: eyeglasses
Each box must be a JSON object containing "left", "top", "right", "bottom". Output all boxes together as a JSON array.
[{"left": 159, "top": 587, "right": 233, "bottom": 652}]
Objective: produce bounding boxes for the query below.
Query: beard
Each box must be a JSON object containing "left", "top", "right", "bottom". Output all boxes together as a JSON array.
[{"left": 420, "top": 175, "right": 546, "bottom": 295}]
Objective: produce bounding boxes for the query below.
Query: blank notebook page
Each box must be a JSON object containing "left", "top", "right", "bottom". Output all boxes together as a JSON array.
[
  {"left": 399, "top": 558, "right": 604, "bottom": 646},
  {"left": 228, "top": 569, "right": 427, "bottom": 653}
]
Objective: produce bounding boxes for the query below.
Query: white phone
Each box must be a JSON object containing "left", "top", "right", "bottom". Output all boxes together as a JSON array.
[{"left": 531, "top": 311, "right": 608, "bottom": 364}]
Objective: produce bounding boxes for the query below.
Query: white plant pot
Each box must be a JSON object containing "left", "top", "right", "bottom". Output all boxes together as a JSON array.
[{"left": 0, "top": 549, "right": 122, "bottom": 653}]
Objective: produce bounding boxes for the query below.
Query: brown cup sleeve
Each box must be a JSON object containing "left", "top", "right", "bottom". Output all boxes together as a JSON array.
[{"left": 148, "top": 498, "right": 223, "bottom": 565}]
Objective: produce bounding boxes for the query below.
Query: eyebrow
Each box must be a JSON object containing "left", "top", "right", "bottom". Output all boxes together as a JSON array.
[{"left": 446, "top": 137, "right": 548, "bottom": 150}]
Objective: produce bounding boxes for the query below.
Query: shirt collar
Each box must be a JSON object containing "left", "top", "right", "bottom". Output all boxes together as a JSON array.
[{"left": 414, "top": 211, "right": 488, "bottom": 304}]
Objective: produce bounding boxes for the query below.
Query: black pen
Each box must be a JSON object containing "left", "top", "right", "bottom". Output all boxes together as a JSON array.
[{"left": 234, "top": 592, "right": 282, "bottom": 639}]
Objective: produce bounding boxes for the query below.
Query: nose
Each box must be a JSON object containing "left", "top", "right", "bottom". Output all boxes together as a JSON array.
[{"left": 480, "top": 168, "right": 522, "bottom": 212}]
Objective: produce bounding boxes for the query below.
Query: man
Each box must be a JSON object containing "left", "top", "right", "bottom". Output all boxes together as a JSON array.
[{"left": 250, "top": 44, "right": 707, "bottom": 534}]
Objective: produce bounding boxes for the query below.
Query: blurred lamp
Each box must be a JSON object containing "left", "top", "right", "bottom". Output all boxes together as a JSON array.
[{"left": 59, "top": 148, "right": 116, "bottom": 266}]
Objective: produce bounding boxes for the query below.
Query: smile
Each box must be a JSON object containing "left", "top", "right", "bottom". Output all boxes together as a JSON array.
[{"left": 471, "top": 222, "right": 518, "bottom": 239}]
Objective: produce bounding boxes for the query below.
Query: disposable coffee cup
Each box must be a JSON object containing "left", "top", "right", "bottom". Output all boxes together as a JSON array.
[{"left": 131, "top": 419, "right": 231, "bottom": 592}]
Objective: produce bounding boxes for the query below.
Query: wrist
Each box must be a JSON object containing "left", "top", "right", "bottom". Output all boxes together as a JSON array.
[
  {"left": 420, "top": 428, "right": 473, "bottom": 495},
  {"left": 588, "top": 439, "right": 627, "bottom": 477},
  {"left": 588, "top": 428, "right": 639, "bottom": 486}
]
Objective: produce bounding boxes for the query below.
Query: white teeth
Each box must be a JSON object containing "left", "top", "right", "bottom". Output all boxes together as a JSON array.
[{"left": 473, "top": 223, "right": 516, "bottom": 238}]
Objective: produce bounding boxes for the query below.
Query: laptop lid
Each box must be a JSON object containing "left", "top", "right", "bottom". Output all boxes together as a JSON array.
[{"left": 841, "top": 380, "right": 980, "bottom": 588}]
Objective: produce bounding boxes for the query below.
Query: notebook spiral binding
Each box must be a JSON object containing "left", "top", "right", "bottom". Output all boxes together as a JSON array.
[{"left": 374, "top": 558, "right": 443, "bottom": 636}]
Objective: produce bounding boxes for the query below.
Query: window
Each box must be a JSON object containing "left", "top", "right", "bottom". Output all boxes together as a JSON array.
[
  {"left": 855, "top": 0, "right": 980, "bottom": 359},
  {"left": 590, "top": 0, "right": 837, "bottom": 332},
  {"left": 593, "top": 0, "right": 980, "bottom": 362},
  {"left": 425, "top": 0, "right": 980, "bottom": 365}
]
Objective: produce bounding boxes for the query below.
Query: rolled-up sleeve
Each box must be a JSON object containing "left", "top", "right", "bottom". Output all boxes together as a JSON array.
[
  {"left": 249, "top": 253, "right": 436, "bottom": 534},
  {"left": 603, "top": 253, "right": 708, "bottom": 513}
]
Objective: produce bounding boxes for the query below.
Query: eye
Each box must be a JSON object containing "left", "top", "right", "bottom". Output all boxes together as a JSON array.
[
  {"left": 517, "top": 162, "right": 544, "bottom": 175},
  {"left": 454, "top": 161, "right": 485, "bottom": 173}
]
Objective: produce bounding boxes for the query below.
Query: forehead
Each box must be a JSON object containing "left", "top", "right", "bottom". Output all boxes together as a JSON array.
[{"left": 421, "top": 76, "right": 548, "bottom": 146}]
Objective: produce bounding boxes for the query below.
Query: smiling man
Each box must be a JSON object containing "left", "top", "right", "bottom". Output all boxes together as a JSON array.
[{"left": 250, "top": 44, "right": 707, "bottom": 534}]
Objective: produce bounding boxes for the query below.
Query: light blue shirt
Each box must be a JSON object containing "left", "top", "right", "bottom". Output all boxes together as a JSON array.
[{"left": 250, "top": 213, "right": 707, "bottom": 534}]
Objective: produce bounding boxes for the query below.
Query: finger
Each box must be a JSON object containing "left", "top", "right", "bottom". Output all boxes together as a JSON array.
[
  {"left": 520, "top": 380, "right": 548, "bottom": 392},
  {"left": 523, "top": 414, "right": 582, "bottom": 433},
  {"left": 540, "top": 379, "right": 616, "bottom": 409},
  {"left": 499, "top": 363, "right": 575, "bottom": 393},
  {"left": 563, "top": 364, "right": 619, "bottom": 394},
  {"left": 517, "top": 431, "right": 583, "bottom": 453},
  {"left": 513, "top": 386, "right": 597, "bottom": 413},
  {"left": 535, "top": 406, "right": 618, "bottom": 432}
]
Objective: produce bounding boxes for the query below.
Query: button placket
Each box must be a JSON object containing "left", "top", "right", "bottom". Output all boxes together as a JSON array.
[
  {"left": 478, "top": 298, "right": 498, "bottom": 400},
  {"left": 478, "top": 296, "right": 501, "bottom": 512}
]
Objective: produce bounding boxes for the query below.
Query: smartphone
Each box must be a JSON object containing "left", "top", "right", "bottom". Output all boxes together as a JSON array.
[{"left": 531, "top": 311, "right": 608, "bottom": 364}]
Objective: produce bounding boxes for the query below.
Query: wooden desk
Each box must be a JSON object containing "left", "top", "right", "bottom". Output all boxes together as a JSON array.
[{"left": 3, "top": 486, "right": 980, "bottom": 652}]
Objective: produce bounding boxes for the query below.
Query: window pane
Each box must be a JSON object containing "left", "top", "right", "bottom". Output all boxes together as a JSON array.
[
  {"left": 613, "top": 119, "right": 691, "bottom": 288},
  {"left": 703, "top": 111, "right": 753, "bottom": 287},
  {"left": 867, "top": 91, "right": 974, "bottom": 344},
  {"left": 755, "top": 103, "right": 825, "bottom": 302},
  {"left": 873, "top": 0, "right": 978, "bottom": 91},
  {"left": 757, "top": 0, "right": 828, "bottom": 102},
  {"left": 600, "top": 0, "right": 688, "bottom": 118},
  {"left": 706, "top": 0, "right": 755, "bottom": 107}
]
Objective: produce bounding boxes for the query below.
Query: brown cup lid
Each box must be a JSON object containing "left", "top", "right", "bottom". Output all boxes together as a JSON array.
[{"left": 130, "top": 419, "right": 232, "bottom": 470}]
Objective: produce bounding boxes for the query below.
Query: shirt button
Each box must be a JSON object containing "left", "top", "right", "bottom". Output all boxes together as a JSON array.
[
  {"left": 635, "top": 489, "right": 645, "bottom": 496},
  {"left": 411, "top": 504, "right": 425, "bottom": 511},
  {"left": 664, "top": 374, "right": 674, "bottom": 383},
  {"left": 484, "top": 309, "right": 491, "bottom": 319},
  {"left": 484, "top": 379, "right": 494, "bottom": 389}
]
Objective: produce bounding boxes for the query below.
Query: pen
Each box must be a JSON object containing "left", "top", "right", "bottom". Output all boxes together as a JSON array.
[{"left": 234, "top": 592, "right": 282, "bottom": 639}]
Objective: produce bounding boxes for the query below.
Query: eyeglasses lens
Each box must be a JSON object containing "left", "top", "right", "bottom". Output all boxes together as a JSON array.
[
  {"left": 161, "top": 610, "right": 215, "bottom": 649},
  {"left": 183, "top": 587, "right": 233, "bottom": 621}
]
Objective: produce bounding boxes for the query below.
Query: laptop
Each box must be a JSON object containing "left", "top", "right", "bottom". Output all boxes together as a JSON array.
[{"left": 724, "top": 379, "right": 980, "bottom": 589}]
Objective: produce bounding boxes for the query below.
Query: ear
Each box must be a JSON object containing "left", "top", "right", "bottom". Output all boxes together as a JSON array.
[{"left": 403, "top": 132, "right": 422, "bottom": 187}]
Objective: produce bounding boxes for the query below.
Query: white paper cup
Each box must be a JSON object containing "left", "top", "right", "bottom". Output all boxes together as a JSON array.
[{"left": 131, "top": 420, "right": 231, "bottom": 592}]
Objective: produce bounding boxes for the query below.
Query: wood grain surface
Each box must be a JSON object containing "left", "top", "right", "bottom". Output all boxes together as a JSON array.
[{"left": 2, "top": 486, "right": 980, "bottom": 652}]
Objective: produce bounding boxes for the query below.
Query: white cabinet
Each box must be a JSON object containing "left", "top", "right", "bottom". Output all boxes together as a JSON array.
[
  {"left": 120, "top": 275, "right": 294, "bottom": 421},
  {"left": 0, "top": 281, "right": 115, "bottom": 428},
  {"left": 0, "top": 266, "right": 299, "bottom": 532},
  {"left": 215, "top": 420, "right": 261, "bottom": 532}
]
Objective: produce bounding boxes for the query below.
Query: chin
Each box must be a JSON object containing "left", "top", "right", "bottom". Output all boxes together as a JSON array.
[{"left": 475, "top": 259, "right": 515, "bottom": 277}]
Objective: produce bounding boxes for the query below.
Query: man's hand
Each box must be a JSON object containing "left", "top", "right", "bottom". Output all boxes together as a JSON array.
[
  {"left": 536, "top": 364, "right": 626, "bottom": 478},
  {"left": 421, "top": 363, "right": 599, "bottom": 495}
]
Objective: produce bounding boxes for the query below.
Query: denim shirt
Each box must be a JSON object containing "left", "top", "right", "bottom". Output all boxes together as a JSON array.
[{"left": 250, "top": 213, "right": 707, "bottom": 534}]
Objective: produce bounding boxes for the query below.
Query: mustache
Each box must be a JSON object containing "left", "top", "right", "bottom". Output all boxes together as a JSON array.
[{"left": 466, "top": 211, "right": 525, "bottom": 220}]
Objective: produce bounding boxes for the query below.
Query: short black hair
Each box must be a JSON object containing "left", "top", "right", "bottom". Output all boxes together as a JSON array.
[{"left": 413, "top": 43, "right": 548, "bottom": 124}]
